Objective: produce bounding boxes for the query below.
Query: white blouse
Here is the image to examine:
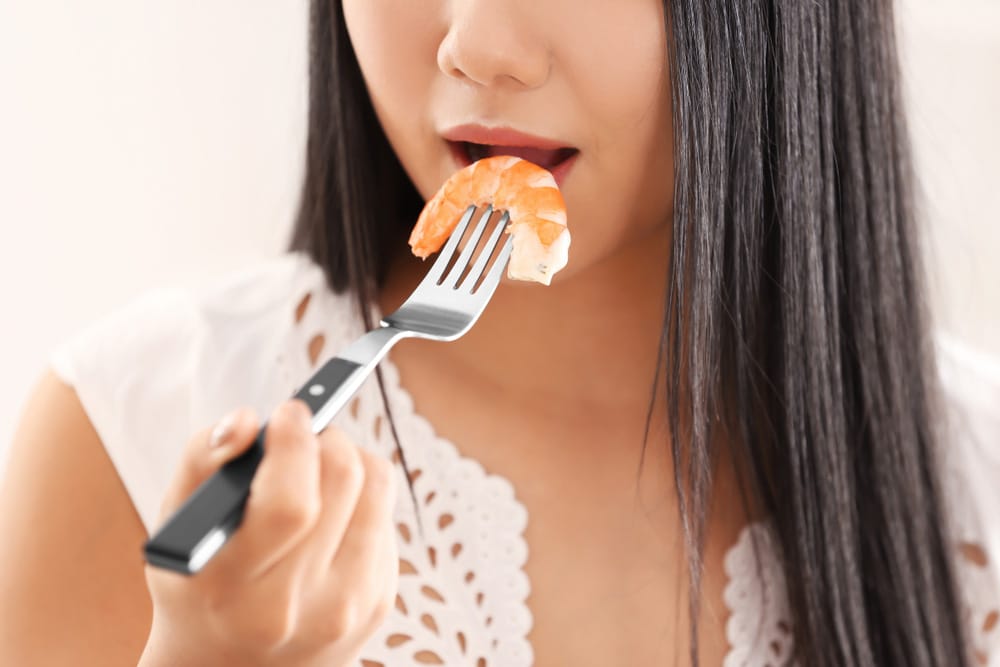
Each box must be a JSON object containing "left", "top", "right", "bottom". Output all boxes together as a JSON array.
[{"left": 50, "top": 251, "right": 1000, "bottom": 666}]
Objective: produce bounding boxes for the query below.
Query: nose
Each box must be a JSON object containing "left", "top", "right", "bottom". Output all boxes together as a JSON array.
[{"left": 437, "top": 1, "right": 550, "bottom": 90}]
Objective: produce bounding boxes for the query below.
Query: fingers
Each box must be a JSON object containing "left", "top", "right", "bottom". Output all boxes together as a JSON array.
[
  {"left": 367, "top": 509, "right": 401, "bottom": 631},
  {"left": 329, "top": 448, "right": 398, "bottom": 577},
  {"left": 156, "top": 398, "right": 397, "bottom": 591},
  {"left": 299, "top": 425, "right": 367, "bottom": 581},
  {"left": 327, "top": 454, "right": 399, "bottom": 640},
  {"left": 146, "top": 399, "right": 403, "bottom": 665},
  {"left": 345, "top": 449, "right": 399, "bottom": 633},
  {"left": 296, "top": 484, "right": 400, "bottom": 647},
  {"left": 156, "top": 407, "right": 261, "bottom": 526},
  {"left": 216, "top": 400, "right": 322, "bottom": 580}
]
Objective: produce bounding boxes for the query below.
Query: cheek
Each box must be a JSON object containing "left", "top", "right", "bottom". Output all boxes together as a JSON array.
[
  {"left": 562, "top": 1, "right": 670, "bottom": 140},
  {"left": 342, "top": 1, "right": 439, "bottom": 80},
  {"left": 586, "top": 63, "right": 672, "bottom": 238},
  {"left": 342, "top": 1, "right": 442, "bottom": 188},
  {"left": 564, "top": 3, "right": 673, "bottom": 234}
]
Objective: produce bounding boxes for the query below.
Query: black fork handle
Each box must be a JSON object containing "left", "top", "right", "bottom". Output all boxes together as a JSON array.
[{"left": 143, "top": 356, "right": 365, "bottom": 575}]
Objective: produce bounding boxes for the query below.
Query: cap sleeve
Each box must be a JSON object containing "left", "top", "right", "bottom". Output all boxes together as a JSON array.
[
  {"left": 49, "top": 288, "right": 204, "bottom": 536},
  {"left": 47, "top": 252, "right": 336, "bottom": 537}
]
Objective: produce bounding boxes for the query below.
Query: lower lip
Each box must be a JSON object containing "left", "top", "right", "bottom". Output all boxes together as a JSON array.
[{"left": 446, "top": 142, "right": 579, "bottom": 189}]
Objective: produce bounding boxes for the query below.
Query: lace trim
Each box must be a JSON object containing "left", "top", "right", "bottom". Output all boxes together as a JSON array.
[{"left": 723, "top": 523, "right": 795, "bottom": 666}]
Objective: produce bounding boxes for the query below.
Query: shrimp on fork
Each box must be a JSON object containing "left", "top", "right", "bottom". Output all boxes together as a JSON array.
[{"left": 409, "top": 156, "right": 571, "bottom": 286}]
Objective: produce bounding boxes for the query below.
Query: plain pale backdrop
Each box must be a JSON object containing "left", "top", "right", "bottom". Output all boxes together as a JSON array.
[{"left": 1, "top": 0, "right": 998, "bottom": 471}]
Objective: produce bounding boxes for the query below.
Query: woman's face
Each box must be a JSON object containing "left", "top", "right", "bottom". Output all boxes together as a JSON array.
[{"left": 342, "top": 0, "right": 674, "bottom": 283}]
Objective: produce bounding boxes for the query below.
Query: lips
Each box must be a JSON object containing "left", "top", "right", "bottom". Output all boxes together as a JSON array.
[{"left": 441, "top": 124, "right": 579, "bottom": 185}]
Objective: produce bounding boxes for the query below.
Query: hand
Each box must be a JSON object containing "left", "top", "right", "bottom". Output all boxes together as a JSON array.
[{"left": 139, "top": 400, "right": 399, "bottom": 667}]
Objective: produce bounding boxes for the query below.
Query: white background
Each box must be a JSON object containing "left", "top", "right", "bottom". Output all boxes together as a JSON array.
[{"left": 1, "top": 0, "right": 998, "bottom": 469}]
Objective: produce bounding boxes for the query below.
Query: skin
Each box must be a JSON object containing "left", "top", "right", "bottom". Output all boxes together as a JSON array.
[{"left": 345, "top": 0, "right": 754, "bottom": 663}]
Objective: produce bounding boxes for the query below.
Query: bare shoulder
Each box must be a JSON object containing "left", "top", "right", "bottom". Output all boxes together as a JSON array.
[{"left": 0, "top": 368, "right": 152, "bottom": 666}]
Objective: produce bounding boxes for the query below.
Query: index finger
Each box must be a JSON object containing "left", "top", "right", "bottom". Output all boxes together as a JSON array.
[{"left": 155, "top": 407, "right": 261, "bottom": 527}]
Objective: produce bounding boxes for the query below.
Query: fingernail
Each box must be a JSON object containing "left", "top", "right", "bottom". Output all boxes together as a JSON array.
[{"left": 209, "top": 410, "right": 240, "bottom": 448}]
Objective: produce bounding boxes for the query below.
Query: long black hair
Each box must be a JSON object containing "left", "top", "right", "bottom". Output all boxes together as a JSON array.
[{"left": 288, "top": 1, "right": 971, "bottom": 664}]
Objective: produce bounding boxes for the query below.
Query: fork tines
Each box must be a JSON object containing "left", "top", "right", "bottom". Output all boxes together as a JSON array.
[{"left": 426, "top": 204, "right": 512, "bottom": 293}]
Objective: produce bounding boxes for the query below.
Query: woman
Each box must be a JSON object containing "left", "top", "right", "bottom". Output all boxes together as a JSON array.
[{"left": 1, "top": 0, "right": 997, "bottom": 665}]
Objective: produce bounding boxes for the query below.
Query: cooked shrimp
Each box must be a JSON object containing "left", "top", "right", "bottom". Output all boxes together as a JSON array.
[{"left": 408, "top": 156, "right": 570, "bottom": 286}]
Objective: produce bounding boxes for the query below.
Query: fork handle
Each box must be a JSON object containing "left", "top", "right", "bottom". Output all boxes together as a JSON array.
[{"left": 143, "top": 326, "right": 408, "bottom": 575}]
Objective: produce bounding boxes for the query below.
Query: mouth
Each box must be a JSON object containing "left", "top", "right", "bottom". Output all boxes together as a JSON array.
[
  {"left": 441, "top": 124, "right": 579, "bottom": 187},
  {"left": 449, "top": 141, "right": 578, "bottom": 169},
  {"left": 445, "top": 140, "right": 579, "bottom": 187}
]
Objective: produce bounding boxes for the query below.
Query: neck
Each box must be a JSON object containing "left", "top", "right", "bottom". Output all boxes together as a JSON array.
[{"left": 377, "top": 223, "right": 672, "bottom": 419}]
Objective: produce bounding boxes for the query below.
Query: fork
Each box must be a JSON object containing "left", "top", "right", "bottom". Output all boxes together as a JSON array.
[{"left": 144, "top": 205, "right": 513, "bottom": 575}]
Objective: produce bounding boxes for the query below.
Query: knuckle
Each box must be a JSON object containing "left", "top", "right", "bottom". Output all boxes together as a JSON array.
[
  {"left": 280, "top": 398, "right": 313, "bottom": 424},
  {"left": 370, "top": 590, "right": 394, "bottom": 626},
  {"left": 361, "top": 451, "right": 393, "bottom": 494},
  {"left": 268, "top": 400, "right": 313, "bottom": 441},
  {"left": 192, "top": 573, "right": 223, "bottom": 604},
  {"left": 263, "top": 495, "right": 320, "bottom": 534},
  {"left": 195, "top": 568, "right": 248, "bottom": 614},
  {"left": 241, "top": 608, "right": 295, "bottom": 651},
  {"left": 326, "top": 440, "right": 365, "bottom": 485},
  {"left": 201, "top": 584, "right": 239, "bottom": 623},
  {"left": 321, "top": 597, "right": 359, "bottom": 642}
]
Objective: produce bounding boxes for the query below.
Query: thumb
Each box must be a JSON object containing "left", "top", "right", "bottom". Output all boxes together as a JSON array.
[{"left": 155, "top": 407, "right": 262, "bottom": 527}]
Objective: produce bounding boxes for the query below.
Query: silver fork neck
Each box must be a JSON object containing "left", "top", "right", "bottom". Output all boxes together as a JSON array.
[{"left": 337, "top": 325, "right": 412, "bottom": 367}]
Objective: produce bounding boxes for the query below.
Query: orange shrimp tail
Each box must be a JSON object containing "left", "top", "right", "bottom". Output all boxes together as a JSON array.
[{"left": 514, "top": 215, "right": 567, "bottom": 246}]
